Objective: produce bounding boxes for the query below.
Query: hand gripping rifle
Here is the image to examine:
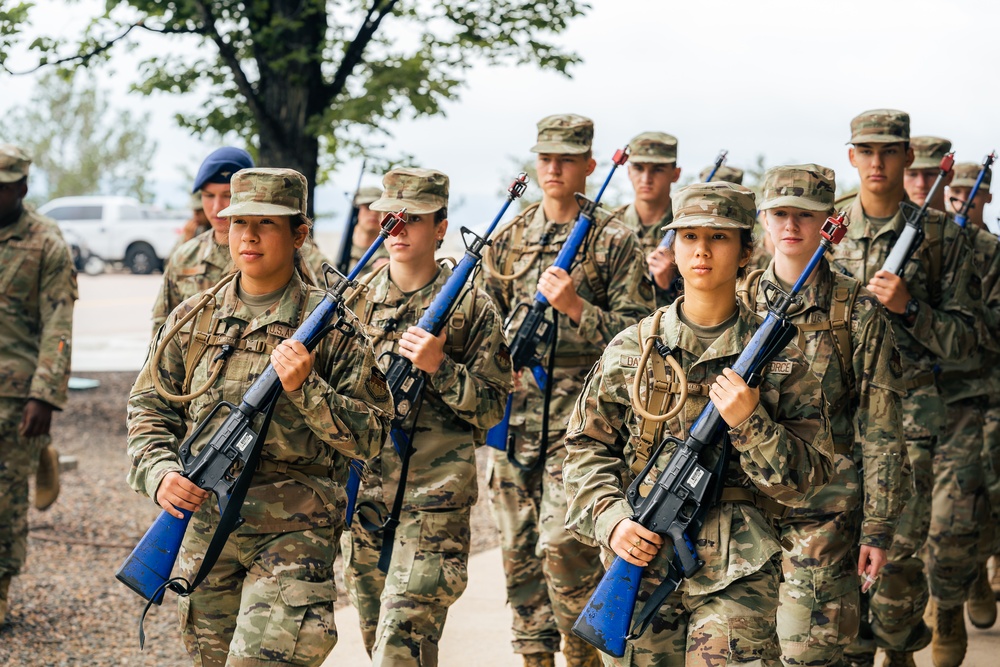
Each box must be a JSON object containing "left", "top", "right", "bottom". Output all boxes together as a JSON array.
[
  {"left": 485, "top": 148, "right": 630, "bottom": 464},
  {"left": 881, "top": 152, "right": 954, "bottom": 275},
  {"left": 116, "top": 210, "right": 408, "bottom": 645},
  {"left": 572, "top": 212, "right": 850, "bottom": 658},
  {"left": 656, "top": 150, "right": 727, "bottom": 252},
  {"left": 953, "top": 151, "right": 996, "bottom": 229},
  {"left": 345, "top": 174, "right": 529, "bottom": 568},
  {"left": 336, "top": 159, "right": 368, "bottom": 276}
]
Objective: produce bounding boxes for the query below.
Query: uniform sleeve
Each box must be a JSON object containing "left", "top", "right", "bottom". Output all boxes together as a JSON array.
[
  {"left": 28, "top": 234, "right": 78, "bottom": 409},
  {"left": 151, "top": 263, "right": 177, "bottom": 335},
  {"left": 563, "top": 340, "right": 635, "bottom": 549},
  {"left": 851, "top": 295, "right": 906, "bottom": 548},
  {"left": 727, "top": 349, "right": 835, "bottom": 504},
  {"left": 126, "top": 312, "right": 190, "bottom": 503},
  {"left": 901, "top": 222, "right": 978, "bottom": 361},
  {"left": 427, "top": 290, "right": 514, "bottom": 430},
  {"left": 574, "top": 224, "right": 656, "bottom": 344},
  {"left": 976, "top": 243, "right": 1000, "bottom": 353},
  {"left": 284, "top": 321, "right": 393, "bottom": 461},
  {"left": 479, "top": 228, "right": 515, "bottom": 319}
]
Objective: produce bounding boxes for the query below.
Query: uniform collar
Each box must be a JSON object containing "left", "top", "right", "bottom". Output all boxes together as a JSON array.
[
  {"left": 659, "top": 296, "right": 756, "bottom": 364},
  {"left": 0, "top": 206, "right": 31, "bottom": 243},
  {"left": 366, "top": 262, "right": 450, "bottom": 305},
  {"left": 217, "top": 270, "right": 309, "bottom": 333},
  {"left": 845, "top": 193, "right": 911, "bottom": 241},
  {"left": 757, "top": 257, "right": 832, "bottom": 315}
]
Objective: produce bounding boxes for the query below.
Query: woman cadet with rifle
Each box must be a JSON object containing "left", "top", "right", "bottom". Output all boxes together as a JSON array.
[
  {"left": 562, "top": 182, "right": 834, "bottom": 666},
  {"left": 340, "top": 167, "right": 513, "bottom": 665},
  {"left": 126, "top": 168, "right": 393, "bottom": 667},
  {"left": 741, "top": 165, "right": 906, "bottom": 667}
]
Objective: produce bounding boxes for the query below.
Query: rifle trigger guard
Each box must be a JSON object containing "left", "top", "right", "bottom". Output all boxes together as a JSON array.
[{"left": 332, "top": 316, "right": 356, "bottom": 338}]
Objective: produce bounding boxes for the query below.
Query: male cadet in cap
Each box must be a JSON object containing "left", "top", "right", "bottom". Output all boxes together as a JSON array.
[
  {"left": 0, "top": 145, "right": 77, "bottom": 626},
  {"left": 480, "top": 114, "right": 654, "bottom": 667},
  {"left": 150, "top": 147, "right": 254, "bottom": 334},
  {"left": 348, "top": 185, "right": 390, "bottom": 271},
  {"left": 617, "top": 132, "right": 682, "bottom": 306},
  {"left": 747, "top": 165, "right": 906, "bottom": 667},
  {"left": 176, "top": 191, "right": 210, "bottom": 247},
  {"left": 343, "top": 168, "right": 512, "bottom": 665},
  {"left": 699, "top": 164, "right": 744, "bottom": 184},
  {"left": 832, "top": 111, "right": 979, "bottom": 667}
]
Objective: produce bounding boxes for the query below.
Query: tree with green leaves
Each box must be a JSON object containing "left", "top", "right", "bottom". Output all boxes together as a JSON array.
[
  {"left": 6, "top": 70, "right": 155, "bottom": 203},
  {"left": 1, "top": 1, "right": 588, "bottom": 214}
]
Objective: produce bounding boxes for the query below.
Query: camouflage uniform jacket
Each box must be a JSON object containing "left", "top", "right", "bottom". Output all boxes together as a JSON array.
[
  {"left": 151, "top": 229, "right": 232, "bottom": 334},
  {"left": 480, "top": 203, "right": 655, "bottom": 432},
  {"left": 747, "top": 259, "right": 906, "bottom": 549},
  {"left": 563, "top": 300, "right": 834, "bottom": 595},
  {"left": 616, "top": 203, "right": 672, "bottom": 257},
  {"left": 355, "top": 262, "right": 513, "bottom": 511},
  {"left": 937, "top": 224, "right": 1000, "bottom": 403},
  {"left": 830, "top": 195, "right": 979, "bottom": 440},
  {"left": 127, "top": 271, "right": 393, "bottom": 533},
  {"left": 0, "top": 205, "right": 77, "bottom": 409}
]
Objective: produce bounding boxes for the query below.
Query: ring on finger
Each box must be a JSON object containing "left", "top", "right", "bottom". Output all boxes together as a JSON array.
[{"left": 627, "top": 545, "right": 635, "bottom": 556}]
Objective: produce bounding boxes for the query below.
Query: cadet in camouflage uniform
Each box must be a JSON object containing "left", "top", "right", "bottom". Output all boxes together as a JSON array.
[
  {"left": 342, "top": 168, "right": 513, "bottom": 665},
  {"left": 127, "top": 168, "right": 393, "bottom": 667},
  {"left": 151, "top": 147, "right": 255, "bottom": 334},
  {"left": 176, "top": 190, "right": 211, "bottom": 247},
  {"left": 346, "top": 185, "right": 390, "bottom": 270},
  {"left": 0, "top": 144, "right": 77, "bottom": 626},
  {"left": 947, "top": 162, "right": 1000, "bottom": 612},
  {"left": 563, "top": 181, "right": 834, "bottom": 666},
  {"left": 904, "top": 138, "right": 999, "bottom": 662},
  {"left": 831, "top": 111, "right": 979, "bottom": 667},
  {"left": 479, "top": 114, "right": 655, "bottom": 667},
  {"left": 745, "top": 165, "right": 906, "bottom": 666},
  {"left": 616, "top": 132, "right": 681, "bottom": 306}
]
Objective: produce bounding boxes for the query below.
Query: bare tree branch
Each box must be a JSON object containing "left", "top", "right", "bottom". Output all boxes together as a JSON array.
[{"left": 320, "top": 0, "right": 400, "bottom": 107}]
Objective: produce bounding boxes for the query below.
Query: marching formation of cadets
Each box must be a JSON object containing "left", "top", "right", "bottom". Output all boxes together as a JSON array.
[{"left": 0, "top": 106, "right": 998, "bottom": 667}]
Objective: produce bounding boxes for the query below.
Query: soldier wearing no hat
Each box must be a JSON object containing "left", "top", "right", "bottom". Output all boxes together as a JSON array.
[
  {"left": 745, "top": 165, "right": 906, "bottom": 666},
  {"left": 832, "top": 110, "right": 979, "bottom": 666},
  {"left": 618, "top": 132, "right": 683, "bottom": 306},
  {"left": 0, "top": 144, "right": 77, "bottom": 627},
  {"left": 479, "top": 114, "right": 654, "bottom": 667},
  {"left": 341, "top": 168, "right": 512, "bottom": 666},
  {"left": 128, "top": 167, "right": 393, "bottom": 667},
  {"left": 563, "top": 181, "right": 833, "bottom": 665}
]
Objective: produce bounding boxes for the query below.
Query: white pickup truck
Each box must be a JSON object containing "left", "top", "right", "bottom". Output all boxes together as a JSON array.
[{"left": 37, "top": 195, "right": 187, "bottom": 274}]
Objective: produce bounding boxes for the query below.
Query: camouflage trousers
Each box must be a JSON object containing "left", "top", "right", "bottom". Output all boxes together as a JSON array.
[
  {"left": 605, "top": 558, "right": 782, "bottom": 666},
  {"left": 869, "top": 436, "right": 933, "bottom": 651},
  {"left": 928, "top": 397, "right": 988, "bottom": 606},
  {"left": 0, "top": 398, "right": 48, "bottom": 578},
  {"left": 774, "top": 509, "right": 861, "bottom": 666},
  {"left": 177, "top": 511, "right": 339, "bottom": 667},
  {"left": 979, "top": 398, "right": 1000, "bottom": 558},
  {"left": 343, "top": 502, "right": 471, "bottom": 666},
  {"left": 487, "top": 430, "right": 604, "bottom": 655}
]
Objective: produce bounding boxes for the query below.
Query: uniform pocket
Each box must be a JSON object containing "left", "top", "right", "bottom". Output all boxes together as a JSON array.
[
  {"left": 260, "top": 573, "right": 337, "bottom": 664},
  {"left": 404, "top": 510, "right": 471, "bottom": 604},
  {"left": 809, "top": 562, "right": 860, "bottom": 649},
  {"left": 729, "top": 614, "right": 780, "bottom": 662},
  {"left": 0, "top": 253, "right": 26, "bottom": 293}
]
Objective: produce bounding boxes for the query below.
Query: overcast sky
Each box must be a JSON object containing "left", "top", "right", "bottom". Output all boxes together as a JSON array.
[{"left": 2, "top": 0, "right": 998, "bottom": 227}]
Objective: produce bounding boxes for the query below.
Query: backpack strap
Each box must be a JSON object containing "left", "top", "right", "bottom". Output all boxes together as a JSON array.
[
  {"left": 795, "top": 278, "right": 859, "bottom": 410},
  {"left": 579, "top": 212, "right": 614, "bottom": 309},
  {"left": 442, "top": 285, "right": 478, "bottom": 361},
  {"left": 482, "top": 202, "right": 542, "bottom": 282}
]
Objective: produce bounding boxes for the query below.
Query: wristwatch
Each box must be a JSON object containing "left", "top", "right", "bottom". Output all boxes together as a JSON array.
[{"left": 903, "top": 297, "right": 919, "bottom": 325}]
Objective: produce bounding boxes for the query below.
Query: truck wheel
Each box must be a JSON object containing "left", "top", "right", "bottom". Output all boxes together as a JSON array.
[{"left": 125, "top": 243, "right": 160, "bottom": 274}]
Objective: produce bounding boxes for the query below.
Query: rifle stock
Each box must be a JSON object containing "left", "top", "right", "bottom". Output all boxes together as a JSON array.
[{"left": 572, "top": 213, "right": 849, "bottom": 657}]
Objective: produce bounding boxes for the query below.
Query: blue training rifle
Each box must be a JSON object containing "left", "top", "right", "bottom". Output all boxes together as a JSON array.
[
  {"left": 953, "top": 151, "right": 996, "bottom": 228},
  {"left": 572, "top": 211, "right": 849, "bottom": 658},
  {"left": 485, "top": 147, "right": 630, "bottom": 460},
  {"left": 881, "top": 152, "right": 954, "bottom": 275},
  {"left": 116, "top": 210, "right": 408, "bottom": 644},
  {"left": 345, "top": 173, "right": 529, "bottom": 569}
]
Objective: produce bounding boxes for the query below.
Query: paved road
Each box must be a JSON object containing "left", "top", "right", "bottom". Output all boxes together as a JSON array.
[{"left": 74, "top": 271, "right": 1000, "bottom": 666}]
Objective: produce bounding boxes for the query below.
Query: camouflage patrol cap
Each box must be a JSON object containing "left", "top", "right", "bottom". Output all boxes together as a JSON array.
[
  {"left": 530, "top": 114, "right": 594, "bottom": 155},
  {"left": 849, "top": 109, "right": 910, "bottom": 145},
  {"left": 354, "top": 186, "right": 382, "bottom": 207},
  {"left": 628, "top": 132, "right": 678, "bottom": 164},
  {"left": 190, "top": 191, "right": 204, "bottom": 211},
  {"left": 217, "top": 168, "right": 308, "bottom": 219},
  {"left": 0, "top": 144, "right": 31, "bottom": 183},
  {"left": 370, "top": 168, "right": 449, "bottom": 215},
  {"left": 665, "top": 182, "right": 757, "bottom": 230},
  {"left": 909, "top": 136, "right": 952, "bottom": 170},
  {"left": 951, "top": 161, "right": 992, "bottom": 190},
  {"left": 759, "top": 164, "right": 837, "bottom": 212},
  {"left": 699, "top": 164, "right": 744, "bottom": 184}
]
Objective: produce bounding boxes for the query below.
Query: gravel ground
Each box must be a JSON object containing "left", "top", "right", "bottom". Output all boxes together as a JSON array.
[{"left": 0, "top": 371, "right": 500, "bottom": 666}]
